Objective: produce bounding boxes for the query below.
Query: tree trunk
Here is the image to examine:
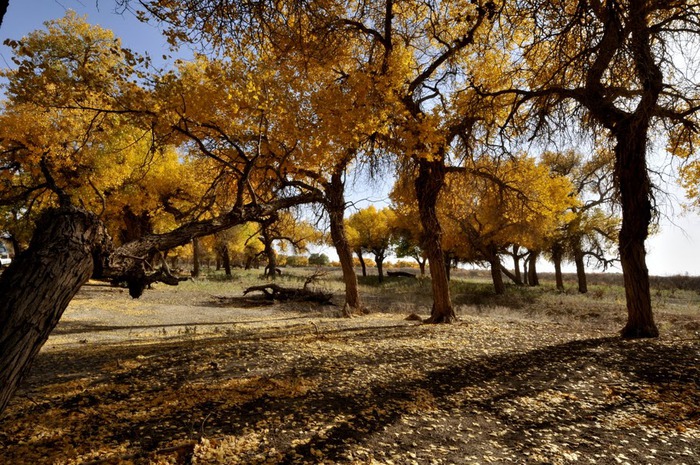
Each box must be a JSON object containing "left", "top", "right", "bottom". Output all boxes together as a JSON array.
[
  {"left": 356, "top": 249, "right": 367, "bottom": 277},
  {"left": 326, "top": 171, "right": 362, "bottom": 311},
  {"left": 527, "top": 251, "right": 539, "bottom": 286},
  {"left": 418, "top": 258, "right": 426, "bottom": 276},
  {"left": 375, "top": 253, "right": 385, "bottom": 283},
  {"left": 221, "top": 245, "right": 231, "bottom": 276},
  {"left": 573, "top": 244, "right": 588, "bottom": 294},
  {"left": 415, "top": 159, "right": 455, "bottom": 323},
  {"left": 512, "top": 245, "right": 523, "bottom": 285},
  {"left": 0, "top": 206, "right": 109, "bottom": 415},
  {"left": 551, "top": 243, "right": 565, "bottom": 291},
  {"left": 487, "top": 245, "right": 505, "bottom": 294},
  {"left": 615, "top": 123, "right": 658, "bottom": 338},
  {"left": 191, "top": 237, "right": 201, "bottom": 278},
  {"left": 262, "top": 231, "right": 277, "bottom": 281}
]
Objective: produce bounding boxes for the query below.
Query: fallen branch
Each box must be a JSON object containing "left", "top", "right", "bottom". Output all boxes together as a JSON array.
[{"left": 387, "top": 271, "right": 417, "bottom": 278}]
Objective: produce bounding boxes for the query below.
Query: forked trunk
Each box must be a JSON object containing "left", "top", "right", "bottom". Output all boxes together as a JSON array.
[
  {"left": 326, "top": 172, "right": 362, "bottom": 311},
  {"left": 615, "top": 123, "right": 658, "bottom": 338},
  {"left": 415, "top": 159, "right": 455, "bottom": 323},
  {"left": 0, "top": 206, "right": 109, "bottom": 415},
  {"left": 375, "top": 254, "right": 385, "bottom": 283}
]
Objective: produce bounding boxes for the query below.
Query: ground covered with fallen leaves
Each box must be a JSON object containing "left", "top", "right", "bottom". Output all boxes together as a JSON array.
[{"left": 0, "top": 271, "right": 699, "bottom": 464}]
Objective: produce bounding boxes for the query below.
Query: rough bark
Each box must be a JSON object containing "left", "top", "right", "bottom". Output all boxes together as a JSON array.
[
  {"left": 326, "top": 171, "right": 362, "bottom": 311},
  {"left": 615, "top": 123, "right": 658, "bottom": 338},
  {"left": 0, "top": 206, "right": 109, "bottom": 415},
  {"left": 415, "top": 159, "right": 455, "bottom": 323}
]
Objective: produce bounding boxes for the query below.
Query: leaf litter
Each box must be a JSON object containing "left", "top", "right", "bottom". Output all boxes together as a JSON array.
[{"left": 0, "top": 283, "right": 698, "bottom": 465}]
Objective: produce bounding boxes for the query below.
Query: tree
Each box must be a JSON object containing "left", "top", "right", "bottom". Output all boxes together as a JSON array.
[
  {"left": 257, "top": 212, "right": 321, "bottom": 279},
  {"left": 493, "top": 1, "right": 700, "bottom": 337},
  {"left": 0, "top": 13, "right": 323, "bottom": 415},
  {"left": 542, "top": 149, "right": 619, "bottom": 293},
  {"left": 308, "top": 253, "right": 329, "bottom": 266},
  {"left": 440, "top": 155, "right": 575, "bottom": 294},
  {"left": 347, "top": 206, "right": 396, "bottom": 283}
]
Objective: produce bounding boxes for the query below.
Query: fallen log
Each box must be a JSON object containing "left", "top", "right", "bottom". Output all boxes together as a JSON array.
[
  {"left": 243, "top": 283, "right": 333, "bottom": 304},
  {"left": 387, "top": 270, "right": 417, "bottom": 278}
]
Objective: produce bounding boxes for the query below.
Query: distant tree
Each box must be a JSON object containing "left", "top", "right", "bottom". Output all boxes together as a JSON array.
[{"left": 308, "top": 253, "right": 330, "bottom": 266}]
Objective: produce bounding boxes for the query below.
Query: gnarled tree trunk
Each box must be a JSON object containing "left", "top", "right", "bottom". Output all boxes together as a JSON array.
[
  {"left": 527, "top": 250, "right": 540, "bottom": 286},
  {"left": 487, "top": 245, "right": 505, "bottom": 295},
  {"left": 326, "top": 171, "right": 362, "bottom": 312},
  {"left": 0, "top": 206, "right": 109, "bottom": 415},
  {"left": 356, "top": 249, "right": 367, "bottom": 277},
  {"left": 615, "top": 122, "right": 658, "bottom": 338},
  {"left": 415, "top": 159, "right": 455, "bottom": 323}
]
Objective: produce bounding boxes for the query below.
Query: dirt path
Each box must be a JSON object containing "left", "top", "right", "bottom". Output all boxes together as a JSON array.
[{"left": 0, "top": 281, "right": 698, "bottom": 464}]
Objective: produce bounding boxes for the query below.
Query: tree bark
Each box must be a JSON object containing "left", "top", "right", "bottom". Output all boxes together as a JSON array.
[
  {"left": 326, "top": 171, "right": 362, "bottom": 311},
  {"left": 615, "top": 122, "right": 658, "bottom": 338},
  {"left": 0, "top": 206, "right": 109, "bottom": 415},
  {"left": 415, "top": 159, "right": 455, "bottom": 323}
]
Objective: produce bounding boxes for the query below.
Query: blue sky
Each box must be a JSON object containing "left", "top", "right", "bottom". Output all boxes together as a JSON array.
[{"left": 2, "top": 0, "right": 700, "bottom": 276}]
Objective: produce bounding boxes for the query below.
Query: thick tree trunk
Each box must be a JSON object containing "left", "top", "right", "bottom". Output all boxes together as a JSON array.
[
  {"left": 527, "top": 251, "right": 540, "bottom": 286},
  {"left": 326, "top": 172, "right": 362, "bottom": 311},
  {"left": 262, "top": 232, "right": 277, "bottom": 281},
  {"left": 615, "top": 124, "right": 658, "bottom": 338},
  {"left": 415, "top": 159, "right": 455, "bottom": 323},
  {"left": 551, "top": 243, "right": 565, "bottom": 291},
  {"left": 573, "top": 245, "right": 588, "bottom": 294},
  {"left": 0, "top": 206, "right": 109, "bottom": 415}
]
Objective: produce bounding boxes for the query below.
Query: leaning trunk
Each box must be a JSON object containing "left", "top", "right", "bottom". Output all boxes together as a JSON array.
[
  {"left": 0, "top": 206, "right": 109, "bottom": 415},
  {"left": 615, "top": 123, "right": 658, "bottom": 338},
  {"left": 415, "top": 159, "right": 455, "bottom": 323},
  {"left": 326, "top": 172, "right": 362, "bottom": 311},
  {"left": 356, "top": 249, "right": 367, "bottom": 277}
]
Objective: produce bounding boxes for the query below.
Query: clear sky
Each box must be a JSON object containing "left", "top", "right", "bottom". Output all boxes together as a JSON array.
[{"left": 2, "top": 0, "right": 700, "bottom": 276}]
